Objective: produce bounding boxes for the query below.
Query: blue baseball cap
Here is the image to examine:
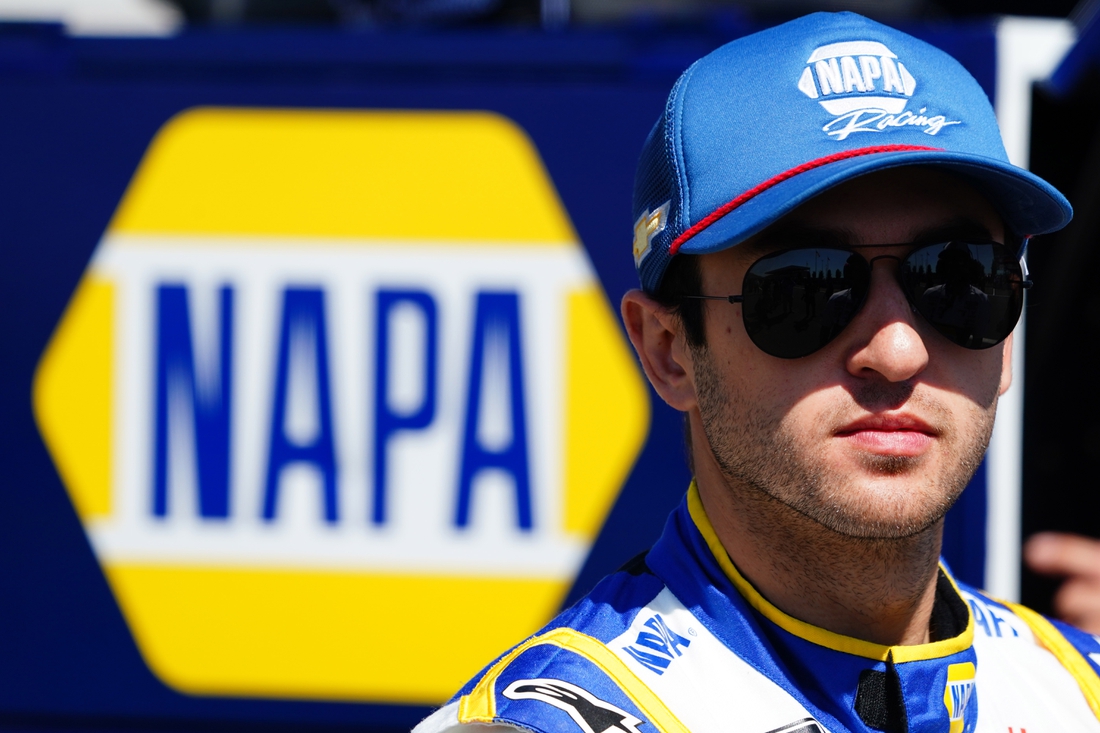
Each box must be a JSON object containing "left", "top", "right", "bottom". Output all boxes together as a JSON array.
[{"left": 632, "top": 11, "right": 1073, "bottom": 293}]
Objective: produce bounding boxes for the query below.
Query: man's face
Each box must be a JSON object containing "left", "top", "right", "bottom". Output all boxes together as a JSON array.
[{"left": 690, "top": 167, "right": 1011, "bottom": 539}]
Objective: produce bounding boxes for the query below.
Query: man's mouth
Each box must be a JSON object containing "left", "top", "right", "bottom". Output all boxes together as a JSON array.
[{"left": 834, "top": 414, "right": 938, "bottom": 457}]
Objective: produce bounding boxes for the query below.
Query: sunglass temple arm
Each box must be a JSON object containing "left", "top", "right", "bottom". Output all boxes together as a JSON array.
[
  {"left": 1019, "top": 235, "right": 1033, "bottom": 289},
  {"left": 681, "top": 295, "right": 745, "bottom": 303}
]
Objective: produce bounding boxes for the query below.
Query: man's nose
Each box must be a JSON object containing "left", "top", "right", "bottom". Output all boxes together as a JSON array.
[{"left": 844, "top": 262, "right": 930, "bottom": 382}]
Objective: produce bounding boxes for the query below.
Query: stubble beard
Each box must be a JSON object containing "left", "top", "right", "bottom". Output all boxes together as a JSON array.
[{"left": 692, "top": 348, "right": 996, "bottom": 540}]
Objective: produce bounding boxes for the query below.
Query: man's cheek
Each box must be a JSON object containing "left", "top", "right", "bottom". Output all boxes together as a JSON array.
[{"left": 918, "top": 349, "right": 1003, "bottom": 411}]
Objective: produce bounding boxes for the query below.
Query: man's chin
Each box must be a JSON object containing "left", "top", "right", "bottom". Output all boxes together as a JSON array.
[
  {"left": 781, "top": 482, "right": 955, "bottom": 540},
  {"left": 857, "top": 452, "right": 924, "bottom": 477},
  {"left": 801, "top": 507, "right": 948, "bottom": 540}
]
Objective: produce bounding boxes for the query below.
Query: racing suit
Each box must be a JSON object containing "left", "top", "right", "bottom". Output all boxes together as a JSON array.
[{"left": 416, "top": 484, "right": 1100, "bottom": 733}]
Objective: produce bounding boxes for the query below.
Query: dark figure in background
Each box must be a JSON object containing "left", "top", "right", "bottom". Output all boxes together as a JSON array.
[{"left": 917, "top": 243, "right": 990, "bottom": 344}]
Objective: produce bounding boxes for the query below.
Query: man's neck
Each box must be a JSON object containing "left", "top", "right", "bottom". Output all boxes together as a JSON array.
[{"left": 695, "top": 459, "right": 944, "bottom": 647}]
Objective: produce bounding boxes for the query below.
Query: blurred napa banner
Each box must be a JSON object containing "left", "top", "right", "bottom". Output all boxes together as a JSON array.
[{"left": 33, "top": 108, "right": 649, "bottom": 703}]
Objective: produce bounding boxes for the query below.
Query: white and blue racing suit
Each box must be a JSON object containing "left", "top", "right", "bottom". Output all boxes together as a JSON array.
[{"left": 416, "top": 484, "right": 1100, "bottom": 733}]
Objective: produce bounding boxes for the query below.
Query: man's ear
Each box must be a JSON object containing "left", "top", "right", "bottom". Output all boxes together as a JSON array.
[
  {"left": 621, "top": 289, "right": 698, "bottom": 411},
  {"left": 998, "top": 331, "right": 1013, "bottom": 396}
]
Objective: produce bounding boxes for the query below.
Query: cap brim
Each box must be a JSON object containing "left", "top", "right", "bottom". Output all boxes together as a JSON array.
[{"left": 678, "top": 150, "right": 1072, "bottom": 256}]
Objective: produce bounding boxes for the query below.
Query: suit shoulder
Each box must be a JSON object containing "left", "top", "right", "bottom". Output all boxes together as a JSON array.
[{"left": 438, "top": 564, "right": 668, "bottom": 733}]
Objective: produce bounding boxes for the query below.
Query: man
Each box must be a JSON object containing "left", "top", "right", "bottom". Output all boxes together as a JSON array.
[{"left": 416, "top": 12, "right": 1100, "bottom": 733}]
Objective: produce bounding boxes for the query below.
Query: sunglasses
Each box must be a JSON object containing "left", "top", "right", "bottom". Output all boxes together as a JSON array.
[{"left": 683, "top": 241, "right": 1031, "bottom": 359}]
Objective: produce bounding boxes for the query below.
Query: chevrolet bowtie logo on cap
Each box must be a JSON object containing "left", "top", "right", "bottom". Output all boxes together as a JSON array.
[{"left": 630, "top": 11, "right": 1071, "bottom": 293}]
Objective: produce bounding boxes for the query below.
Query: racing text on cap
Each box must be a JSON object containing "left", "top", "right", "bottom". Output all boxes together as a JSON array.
[{"left": 797, "top": 40, "right": 960, "bottom": 141}]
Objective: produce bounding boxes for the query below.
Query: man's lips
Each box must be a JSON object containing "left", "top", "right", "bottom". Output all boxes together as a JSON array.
[{"left": 834, "top": 415, "right": 937, "bottom": 457}]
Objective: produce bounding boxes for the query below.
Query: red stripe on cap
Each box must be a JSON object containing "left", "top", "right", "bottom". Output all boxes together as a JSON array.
[{"left": 668, "top": 144, "right": 943, "bottom": 255}]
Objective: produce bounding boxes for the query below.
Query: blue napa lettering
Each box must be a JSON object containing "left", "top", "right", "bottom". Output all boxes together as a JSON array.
[
  {"left": 967, "top": 597, "right": 1018, "bottom": 638},
  {"left": 949, "top": 680, "right": 973, "bottom": 720},
  {"left": 152, "top": 284, "right": 234, "bottom": 519},
  {"left": 622, "top": 614, "right": 691, "bottom": 675},
  {"left": 968, "top": 599, "right": 992, "bottom": 637},
  {"left": 149, "top": 282, "right": 532, "bottom": 531},
  {"left": 262, "top": 287, "right": 339, "bottom": 523},
  {"left": 373, "top": 289, "right": 438, "bottom": 525},
  {"left": 454, "top": 291, "right": 533, "bottom": 531}
]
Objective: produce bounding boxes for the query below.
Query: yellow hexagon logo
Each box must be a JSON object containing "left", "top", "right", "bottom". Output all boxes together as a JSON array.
[{"left": 32, "top": 108, "right": 649, "bottom": 705}]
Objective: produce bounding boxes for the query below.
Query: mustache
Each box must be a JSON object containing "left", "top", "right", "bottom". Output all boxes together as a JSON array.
[
  {"left": 848, "top": 380, "right": 916, "bottom": 412},
  {"left": 832, "top": 381, "right": 953, "bottom": 439}
]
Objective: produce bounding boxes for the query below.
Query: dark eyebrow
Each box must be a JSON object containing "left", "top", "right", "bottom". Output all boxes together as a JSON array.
[
  {"left": 909, "top": 218, "right": 997, "bottom": 245},
  {"left": 738, "top": 224, "right": 851, "bottom": 257},
  {"left": 735, "top": 216, "right": 997, "bottom": 257}
]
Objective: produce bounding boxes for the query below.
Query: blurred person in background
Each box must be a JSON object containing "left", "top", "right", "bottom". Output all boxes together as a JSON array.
[{"left": 1026, "top": 532, "right": 1100, "bottom": 634}]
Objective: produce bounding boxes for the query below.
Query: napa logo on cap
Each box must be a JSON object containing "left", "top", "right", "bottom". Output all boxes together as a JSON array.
[
  {"left": 796, "top": 40, "right": 960, "bottom": 141},
  {"left": 943, "top": 662, "right": 976, "bottom": 733},
  {"left": 32, "top": 108, "right": 649, "bottom": 705}
]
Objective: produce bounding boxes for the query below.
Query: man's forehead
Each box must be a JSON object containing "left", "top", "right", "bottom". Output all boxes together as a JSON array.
[
  {"left": 744, "top": 217, "right": 999, "bottom": 254},
  {"left": 733, "top": 167, "right": 1005, "bottom": 259}
]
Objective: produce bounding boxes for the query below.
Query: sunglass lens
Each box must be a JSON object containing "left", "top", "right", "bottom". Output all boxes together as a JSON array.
[
  {"left": 901, "top": 243, "right": 1024, "bottom": 349},
  {"left": 741, "top": 248, "right": 871, "bottom": 358}
]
